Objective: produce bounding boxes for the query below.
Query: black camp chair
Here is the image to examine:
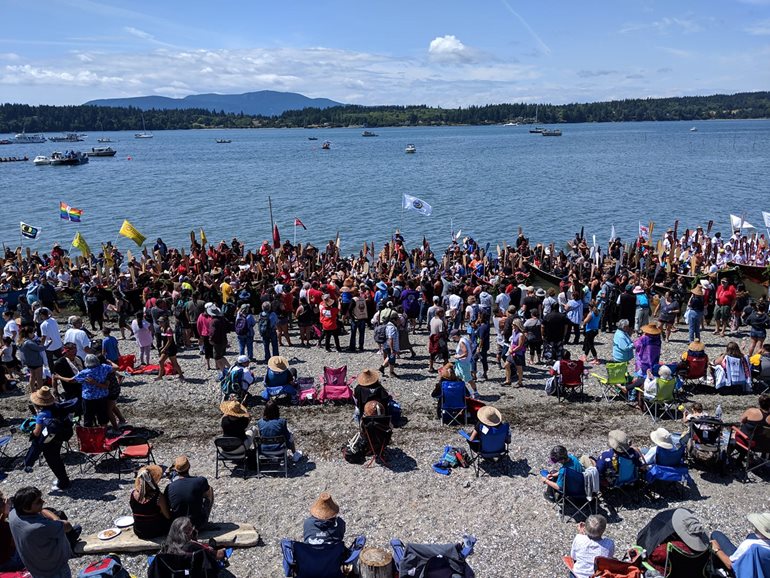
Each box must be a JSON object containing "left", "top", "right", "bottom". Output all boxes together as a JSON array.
[
  {"left": 281, "top": 536, "right": 366, "bottom": 578},
  {"left": 390, "top": 535, "right": 476, "bottom": 578},
  {"left": 361, "top": 415, "right": 392, "bottom": 468},
  {"left": 147, "top": 549, "right": 219, "bottom": 578}
]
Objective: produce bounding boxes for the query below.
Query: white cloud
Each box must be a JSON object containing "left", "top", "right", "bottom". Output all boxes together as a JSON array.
[
  {"left": 0, "top": 53, "right": 20, "bottom": 61},
  {"left": 746, "top": 19, "right": 770, "bottom": 35},
  {"left": 620, "top": 16, "right": 703, "bottom": 35},
  {"left": 428, "top": 35, "right": 476, "bottom": 63},
  {"left": 124, "top": 26, "right": 154, "bottom": 41}
]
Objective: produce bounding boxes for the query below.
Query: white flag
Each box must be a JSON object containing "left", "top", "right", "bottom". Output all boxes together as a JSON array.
[
  {"left": 609, "top": 225, "right": 616, "bottom": 242},
  {"left": 402, "top": 194, "right": 432, "bottom": 216},
  {"left": 763, "top": 211, "right": 770, "bottom": 228},
  {"left": 730, "top": 214, "right": 755, "bottom": 230}
]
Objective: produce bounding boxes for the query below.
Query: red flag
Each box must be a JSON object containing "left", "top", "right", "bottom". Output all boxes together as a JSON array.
[
  {"left": 273, "top": 224, "right": 280, "bottom": 249},
  {"left": 294, "top": 217, "right": 307, "bottom": 230}
]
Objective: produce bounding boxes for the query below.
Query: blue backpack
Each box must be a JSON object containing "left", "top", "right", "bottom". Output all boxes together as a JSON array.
[{"left": 78, "top": 555, "right": 130, "bottom": 578}]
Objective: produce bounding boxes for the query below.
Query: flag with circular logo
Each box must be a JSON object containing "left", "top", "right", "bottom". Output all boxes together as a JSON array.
[{"left": 402, "top": 194, "right": 432, "bottom": 217}]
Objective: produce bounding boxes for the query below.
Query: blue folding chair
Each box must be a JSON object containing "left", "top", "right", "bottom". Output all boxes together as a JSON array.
[
  {"left": 601, "top": 454, "right": 643, "bottom": 507},
  {"left": 459, "top": 423, "right": 510, "bottom": 477},
  {"left": 646, "top": 445, "right": 691, "bottom": 497},
  {"left": 440, "top": 380, "right": 467, "bottom": 426},
  {"left": 281, "top": 536, "right": 366, "bottom": 578},
  {"left": 391, "top": 535, "right": 476, "bottom": 578},
  {"left": 558, "top": 467, "right": 596, "bottom": 522}
]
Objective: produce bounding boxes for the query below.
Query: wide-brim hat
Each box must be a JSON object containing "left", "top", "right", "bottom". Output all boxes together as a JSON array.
[
  {"left": 220, "top": 400, "right": 249, "bottom": 418},
  {"left": 672, "top": 509, "right": 708, "bottom": 552},
  {"left": 310, "top": 492, "right": 339, "bottom": 520},
  {"left": 608, "top": 429, "right": 631, "bottom": 453},
  {"left": 699, "top": 279, "right": 710, "bottom": 288},
  {"left": 376, "top": 281, "right": 387, "bottom": 291},
  {"left": 357, "top": 369, "right": 381, "bottom": 387},
  {"left": 535, "top": 288, "right": 546, "bottom": 297},
  {"left": 747, "top": 513, "right": 770, "bottom": 539},
  {"left": 688, "top": 340, "right": 705, "bottom": 352},
  {"left": 477, "top": 406, "right": 503, "bottom": 427},
  {"left": 633, "top": 285, "right": 644, "bottom": 294},
  {"left": 641, "top": 324, "right": 661, "bottom": 336},
  {"left": 650, "top": 427, "right": 674, "bottom": 449},
  {"left": 206, "top": 305, "right": 223, "bottom": 316},
  {"left": 30, "top": 386, "right": 56, "bottom": 407},
  {"left": 267, "top": 355, "right": 289, "bottom": 372},
  {"left": 691, "top": 285, "right": 704, "bottom": 296}
]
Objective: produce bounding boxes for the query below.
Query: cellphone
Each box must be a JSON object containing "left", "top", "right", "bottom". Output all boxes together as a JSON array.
[
  {"left": 225, "top": 547, "right": 233, "bottom": 559},
  {"left": 540, "top": 469, "right": 549, "bottom": 477}
]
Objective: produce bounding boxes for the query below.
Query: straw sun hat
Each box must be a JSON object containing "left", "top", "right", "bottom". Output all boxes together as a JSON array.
[
  {"left": 477, "top": 406, "right": 503, "bottom": 427},
  {"left": 267, "top": 356, "right": 289, "bottom": 372},
  {"left": 30, "top": 386, "right": 56, "bottom": 407},
  {"left": 220, "top": 400, "right": 249, "bottom": 418},
  {"left": 357, "top": 369, "right": 381, "bottom": 387},
  {"left": 309, "top": 492, "right": 340, "bottom": 520}
]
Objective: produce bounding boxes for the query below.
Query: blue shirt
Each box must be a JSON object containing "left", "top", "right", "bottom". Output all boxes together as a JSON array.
[
  {"left": 556, "top": 454, "right": 584, "bottom": 490},
  {"left": 613, "top": 330, "right": 634, "bottom": 362},
  {"left": 75, "top": 364, "right": 112, "bottom": 400},
  {"left": 102, "top": 335, "right": 120, "bottom": 362}
]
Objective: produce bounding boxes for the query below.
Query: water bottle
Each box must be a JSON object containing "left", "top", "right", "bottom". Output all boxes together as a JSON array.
[{"left": 715, "top": 404, "right": 723, "bottom": 421}]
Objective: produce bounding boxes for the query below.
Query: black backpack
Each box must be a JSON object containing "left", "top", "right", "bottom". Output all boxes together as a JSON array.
[
  {"left": 257, "top": 312, "right": 270, "bottom": 336},
  {"left": 373, "top": 324, "right": 388, "bottom": 345}
]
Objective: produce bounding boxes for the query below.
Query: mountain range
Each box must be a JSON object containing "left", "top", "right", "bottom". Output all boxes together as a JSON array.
[{"left": 84, "top": 90, "right": 343, "bottom": 116}]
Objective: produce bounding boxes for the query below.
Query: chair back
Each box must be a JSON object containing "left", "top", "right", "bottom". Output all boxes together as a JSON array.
[
  {"left": 478, "top": 423, "right": 509, "bottom": 456},
  {"left": 751, "top": 423, "right": 770, "bottom": 453},
  {"left": 362, "top": 415, "right": 392, "bottom": 451},
  {"left": 117, "top": 434, "right": 148, "bottom": 448},
  {"left": 291, "top": 541, "right": 347, "bottom": 578},
  {"left": 441, "top": 381, "right": 466, "bottom": 411},
  {"left": 615, "top": 454, "right": 638, "bottom": 487},
  {"left": 654, "top": 378, "right": 677, "bottom": 402},
  {"left": 560, "top": 360, "right": 584, "bottom": 387},
  {"left": 664, "top": 542, "right": 709, "bottom": 578},
  {"left": 689, "top": 418, "right": 723, "bottom": 447},
  {"left": 685, "top": 356, "right": 708, "bottom": 380},
  {"left": 563, "top": 466, "right": 586, "bottom": 498},
  {"left": 76, "top": 425, "right": 108, "bottom": 453},
  {"left": 605, "top": 362, "right": 629, "bottom": 385},
  {"left": 593, "top": 556, "right": 643, "bottom": 577},
  {"left": 656, "top": 445, "right": 685, "bottom": 467},
  {"left": 256, "top": 435, "right": 286, "bottom": 457},
  {"left": 323, "top": 366, "right": 348, "bottom": 386},
  {"left": 214, "top": 436, "right": 245, "bottom": 457}
]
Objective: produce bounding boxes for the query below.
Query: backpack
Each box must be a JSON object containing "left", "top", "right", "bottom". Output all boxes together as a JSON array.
[
  {"left": 373, "top": 324, "right": 388, "bottom": 345},
  {"left": 78, "top": 555, "right": 131, "bottom": 578},
  {"left": 342, "top": 432, "right": 367, "bottom": 464},
  {"left": 257, "top": 312, "right": 270, "bottom": 336},
  {"left": 220, "top": 367, "right": 244, "bottom": 401},
  {"left": 234, "top": 315, "right": 249, "bottom": 337}
]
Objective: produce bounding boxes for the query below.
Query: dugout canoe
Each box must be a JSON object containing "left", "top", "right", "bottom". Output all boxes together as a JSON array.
[
  {"left": 528, "top": 265, "right": 562, "bottom": 292},
  {"left": 728, "top": 262, "right": 769, "bottom": 300}
]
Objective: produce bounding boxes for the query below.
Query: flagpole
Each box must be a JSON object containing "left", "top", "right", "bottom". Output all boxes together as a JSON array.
[
  {"left": 399, "top": 194, "right": 404, "bottom": 234},
  {"left": 293, "top": 221, "right": 296, "bottom": 246}
]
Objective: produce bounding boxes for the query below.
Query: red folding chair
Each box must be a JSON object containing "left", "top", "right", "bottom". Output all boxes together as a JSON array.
[
  {"left": 75, "top": 426, "right": 117, "bottom": 473},
  {"left": 682, "top": 356, "right": 708, "bottom": 391},
  {"left": 317, "top": 366, "right": 356, "bottom": 403},
  {"left": 557, "top": 360, "right": 585, "bottom": 402}
]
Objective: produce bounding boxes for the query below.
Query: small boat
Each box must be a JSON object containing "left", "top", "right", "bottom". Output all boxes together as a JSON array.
[
  {"left": 689, "top": 127, "right": 698, "bottom": 132},
  {"left": 0, "top": 139, "right": 12, "bottom": 145},
  {"left": 321, "top": 141, "right": 331, "bottom": 150},
  {"left": 135, "top": 112, "right": 153, "bottom": 138},
  {"left": 727, "top": 262, "right": 769, "bottom": 301},
  {"left": 529, "top": 127, "right": 545, "bottom": 134},
  {"left": 215, "top": 139, "right": 231, "bottom": 144},
  {"left": 33, "top": 155, "right": 51, "bottom": 166},
  {"left": 503, "top": 122, "right": 518, "bottom": 126},
  {"left": 49, "top": 151, "right": 89, "bottom": 165},
  {"left": 405, "top": 144, "right": 416, "bottom": 154},
  {"left": 97, "top": 138, "right": 113, "bottom": 143},
  {"left": 48, "top": 132, "right": 84, "bottom": 143},
  {"left": 0, "top": 156, "right": 28, "bottom": 163},
  {"left": 86, "top": 146, "right": 116, "bottom": 157},
  {"left": 13, "top": 132, "right": 46, "bottom": 144},
  {"left": 541, "top": 129, "right": 562, "bottom": 137},
  {"left": 528, "top": 265, "right": 563, "bottom": 292},
  {"left": 308, "top": 137, "right": 319, "bottom": 141},
  {"left": 362, "top": 130, "right": 378, "bottom": 137}
]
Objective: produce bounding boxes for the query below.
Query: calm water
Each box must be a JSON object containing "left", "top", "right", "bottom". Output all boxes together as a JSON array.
[{"left": 1, "top": 120, "right": 768, "bottom": 255}]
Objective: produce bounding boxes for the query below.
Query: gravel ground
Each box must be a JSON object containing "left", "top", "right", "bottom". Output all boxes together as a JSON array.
[{"left": 1, "top": 318, "right": 769, "bottom": 578}]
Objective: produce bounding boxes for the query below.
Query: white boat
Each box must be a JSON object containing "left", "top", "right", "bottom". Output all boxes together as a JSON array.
[
  {"left": 541, "top": 129, "right": 562, "bottom": 137},
  {"left": 86, "top": 146, "right": 116, "bottom": 157},
  {"left": 33, "top": 155, "right": 51, "bottom": 166},
  {"left": 134, "top": 113, "right": 153, "bottom": 138},
  {"left": 48, "top": 132, "right": 84, "bottom": 143},
  {"left": 13, "top": 132, "right": 46, "bottom": 144},
  {"left": 689, "top": 127, "right": 698, "bottom": 132},
  {"left": 97, "top": 137, "right": 113, "bottom": 143},
  {"left": 405, "top": 144, "right": 416, "bottom": 153},
  {"left": 503, "top": 122, "right": 518, "bottom": 126}
]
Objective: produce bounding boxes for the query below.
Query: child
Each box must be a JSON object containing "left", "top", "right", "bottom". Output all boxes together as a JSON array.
[
  {"left": 569, "top": 515, "right": 615, "bottom": 578},
  {"left": 0, "top": 336, "right": 22, "bottom": 381},
  {"left": 101, "top": 328, "right": 120, "bottom": 364}
]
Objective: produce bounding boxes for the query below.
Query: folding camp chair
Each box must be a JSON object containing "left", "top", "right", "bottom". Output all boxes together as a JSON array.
[
  {"left": 440, "top": 380, "right": 467, "bottom": 426},
  {"left": 563, "top": 554, "right": 644, "bottom": 578},
  {"left": 213, "top": 436, "right": 249, "bottom": 479},
  {"left": 591, "top": 361, "right": 630, "bottom": 402},
  {"left": 459, "top": 423, "right": 510, "bottom": 478},
  {"left": 600, "top": 454, "right": 645, "bottom": 508},
  {"left": 557, "top": 467, "right": 596, "bottom": 522},
  {"left": 317, "top": 366, "right": 355, "bottom": 404},
  {"left": 147, "top": 549, "right": 219, "bottom": 578},
  {"left": 0, "top": 427, "right": 24, "bottom": 470},
  {"left": 731, "top": 423, "right": 770, "bottom": 482},
  {"left": 361, "top": 414, "right": 392, "bottom": 468},
  {"left": 637, "top": 378, "right": 680, "bottom": 422},
  {"left": 254, "top": 435, "right": 288, "bottom": 477},
  {"left": 556, "top": 360, "right": 584, "bottom": 402},
  {"left": 391, "top": 535, "right": 476, "bottom": 578},
  {"left": 116, "top": 434, "right": 155, "bottom": 479},
  {"left": 75, "top": 425, "right": 117, "bottom": 473},
  {"left": 281, "top": 535, "right": 366, "bottom": 578},
  {"left": 646, "top": 445, "right": 691, "bottom": 497},
  {"left": 681, "top": 356, "right": 709, "bottom": 392},
  {"left": 641, "top": 542, "right": 711, "bottom": 578}
]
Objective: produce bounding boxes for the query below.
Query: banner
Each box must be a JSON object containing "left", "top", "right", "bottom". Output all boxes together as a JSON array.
[
  {"left": 638, "top": 221, "right": 649, "bottom": 240},
  {"left": 119, "top": 219, "right": 146, "bottom": 246},
  {"left": 272, "top": 223, "right": 280, "bottom": 249},
  {"left": 763, "top": 211, "right": 770, "bottom": 228},
  {"left": 609, "top": 224, "right": 616, "bottom": 242},
  {"left": 71, "top": 231, "right": 90, "bottom": 257},
  {"left": 730, "top": 214, "right": 755, "bottom": 231},
  {"left": 402, "top": 193, "right": 432, "bottom": 216},
  {"left": 60, "top": 201, "right": 83, "bottom": 222},
  {"left": 294, "top": 217, "right": 307, "bottom": 230},
  {"left": 20, "top": 222, "right": 40, "bottom": 240}
]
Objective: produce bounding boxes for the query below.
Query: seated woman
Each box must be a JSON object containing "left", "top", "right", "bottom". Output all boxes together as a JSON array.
[
  {"left": 710, "top": 512, "right": 770, "bottom": 578},
  {"left": 644, "top": 427, "right": 683, "bottom": 465},
  {"left": 353, "top": 369, "right": 391, "bottom": 420},
  {"left": 465, "top": 405, "right": 509, "bottom": 451},
  {"left": 261, "top": 356, "right": 297, "bottom": 401},
  {"left": 637, "top": 365, "right": 674, "bottom": 410},
  {"left": 156, "top": 516, "right": 226, "bottom": 565},
  {"left": 303, "top": 492, "right": 346, "bottom": 546},
  {"left": 219, "top": 400, "right": 251, "bottom": 445},
  {"left": 594, "top": 430, "right": 645, "bottom": 489},
  {"left": 256, "top": 400, "right": 302, "bottom": 463},
  {"left": 541, "top": 444, "right": 584, "bottom": 501},
  {"left": 714, "top": 342, "right": 752, "bottom": 394},
  {"left": 130, "top": 465, "right": 171, "bottom": 539},
  {"left": 430, "top": 363, "right": 462, "bottom": 419},
  {"left": 637, "top": 508, "right": 709, "bottom": 574},
  {"left": 737, "top": 394, "right": 770, "bottom": 439}
]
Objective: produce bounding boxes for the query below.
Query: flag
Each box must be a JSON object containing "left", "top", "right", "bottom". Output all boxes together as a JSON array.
[
  {"left": 68, "top": 207, "right": 82, "bottom": 222},
  {"left": 59, "top": 202, "right": 83, "bottom": 222},
  {"left": 730, "top": 214, "right": 756, "bottom": 231},
  {"left": 71, "top": 231, "right": 90, "bottom": 257},
  {"left": 294, "top": 217, "right": 307, "bottom": 230},
  {"left": 609, "top": 225, "right": 616, "bottom": 242},
  {"left": 272, "top": 223, "right": 280, "bottom": 249},
  {"left": 200, "top": 228, "right": 207, "bottom": 245},
  {"left": 335, "top": 231, "right": 340, "bottom": 249},
  {"left": 638, "top": 221, "right": 649, "bottom": 240},
  {"left": 20, "top": 222, "right": 40, "bottom": 240},
  {"left": 119, "top": 219, "right": 146, "bottom": 246},
  {"left": 402, "top": 193, "right": 432, "bottom": 216},
  {"left": 763, "top": 211, "right": 770, "bottom": 228}
]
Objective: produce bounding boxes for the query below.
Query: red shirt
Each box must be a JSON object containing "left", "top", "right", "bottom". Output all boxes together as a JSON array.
[
  {"left": 319, "top": 304, "right": 338, "bottom": 330},
  {"left": 307, "top": 288, "right": 323, "bottom": 306},
  {"left": 716, "top": 284, "right": 736, "bottom": 306}
]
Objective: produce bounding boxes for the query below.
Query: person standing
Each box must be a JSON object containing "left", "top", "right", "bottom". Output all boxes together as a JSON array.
[
  {"left": 257, "top": 302, "right": 279, "bottom": 365},
  {"left": 19, "top": 327, "right": 48, "bottom": 393},
  {"left": 24, "top": 387, "right": 72, "bottom": 491},
  {"left": 687, "top": 285, "right": 706, "bottom": 342},
  {"left": 348, "top": 287, "right": 368, "bottom": 352},
  {"left": 38, "top": 308, "right": 63, "bottom": 369},
  {"left": 428, "top": 308, "right": 449, "bottom": 373},
  {"left": 715, "top": 278, "right": 736, "bottom": 337},
  {"left": 207, "top": 305, "right": 230, "bottom": 378},
  {"left": 234, "top": 304, "right": 256, "bottom": 361},
  {"left": 62, "top": 317, "right": 90, "bottom": 361},
  {"left": 319, "top": 295, "right": 341, "bottom": 352},
  {"left": 131, "top": 311, "right": 153, "bottom": 366}
]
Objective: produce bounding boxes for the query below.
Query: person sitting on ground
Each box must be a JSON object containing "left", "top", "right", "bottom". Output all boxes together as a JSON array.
[
  {"left": 713, "top": 341, "right": 752, "bottom": 394},
  {"left": 0, "top": 490, "right": 23, "bottom": 573},
  {"left": 8, "top": 486, "right": 82, "bottom": 578},
  {"left": 541, "top": 444, "right": 584, "bottom": 501},
  {"left": 157, "top": 516, "right": 226, "bottom": 565},
  {"left": 303, "top": 492, "right": 346, "bottom": 546},
  {"left": 165, "top": 456, "right": 214, "bottom": 530},
  {"left": 569, "top": 514, "right": 615, "bottom": 578},
  {"left": 465, "top": 405, "right": 509, "bottom": 452},
  {"left": 353, "top": 369, "right": 392, "bottom": 421},
  {"left": 594, "top": 429, "right": 645, "bottom": 489},
  {"left": 638, "top": 508, "right": 709, "bottom": 574},
  {"left": 256, "top": 400, "right": 302, "bottom": 463},
  {"left": 710, "top": 512, "right": 770, "bottom": 578},
  {"left": 262, "top": 355, "right": 297, "bottom": 401},
  {"left": 130, "top": 465, "right": 171, "bottom": 540}
]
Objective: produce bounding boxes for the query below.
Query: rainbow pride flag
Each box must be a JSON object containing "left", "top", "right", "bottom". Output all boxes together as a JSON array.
[{"left": 60, "top": 201, "right": 83, "bottom": 222}]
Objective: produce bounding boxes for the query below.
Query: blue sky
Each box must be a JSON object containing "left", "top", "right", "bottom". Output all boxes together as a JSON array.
[{"left": 1, "top": 0, "right": 769, "bottom": 107}]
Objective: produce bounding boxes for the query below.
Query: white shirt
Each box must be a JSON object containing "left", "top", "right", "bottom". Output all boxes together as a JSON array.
[
  {"left": 570, "top": 534, "right": 615, "bottom": 578},
  {"left": 385, "top": 322, "right": 399, "bottom": 351},
  {"left": 495, "top": 292, "right": 510, "bottom": 313},
  {"left": 40, "top": 318, "right": 63, "bottom": 351},
  {"left": 63, "top": 327, "right": 90, "bottom": 359},
  {"left": 2, "top": 319, "right": 19, "bottom": 340}
]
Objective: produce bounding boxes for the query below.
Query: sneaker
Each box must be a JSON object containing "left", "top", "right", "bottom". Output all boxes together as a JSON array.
[
  {"left": 24, "top": 466, "right": 33, "bottom": 474},
  {"left": 51, "top": 480, "right": 59, "bottom": 490},
  {"left": 292, "top": 450, "right": 303, "bottom": 463}
]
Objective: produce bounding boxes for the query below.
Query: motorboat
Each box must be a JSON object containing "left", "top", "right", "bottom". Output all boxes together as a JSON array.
[
  {"left": 321, "top": 141, "right": 331, "bottom": 149},
  {"left": 362, "top": 130, "right": 378, "bottom": 137},
  {"left": 541, "top": 129, "right": 562, "bottom": 136},
  {"left": 33, "top": 155, "right": 51, "bottom": 165},
  {"left": 86, "top": 146, "right": 116, "bottom": 157},
  {"left": 49, "top": 151, "right": 89, "bottom": 165},
  {"left": 0, "top": 139, "right": 12, "bottom": 145},
  {"left": 13, "top": 132, "right": 46, "bottom": 143},
  {"left": 690, "top": 127, "right": 698, "bottom": 132},
  {"left": 215, "top": 139, "right": 232, "bottom": 143},
  {"left": 49, "top": 132, "right": 84, "bottom": 142},
  {"left": 97, "top": 137, "right": 113, "bottom": 143},
  {"left": 405, "top": 144, "right": 416, "bottom": 153},
  {"left": 529, "top": 127, "right": 545, "bottom": 134},
  {"left": 503, "top": 122, "right": 518, "bottom": 126}
]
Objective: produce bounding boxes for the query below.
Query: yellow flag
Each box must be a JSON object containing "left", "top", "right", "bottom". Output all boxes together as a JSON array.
[
  {"left": 71, "top": 231, "right": 90, "bottom": 257},
  {"left": 200, "top": 228, "right": 208, "bottom": 246},
  {"left": 119, "top": 219, "right": 146, "bottom": 247},
  {"left": 102, "top": 244, "right": 114, "bottom": 267}
]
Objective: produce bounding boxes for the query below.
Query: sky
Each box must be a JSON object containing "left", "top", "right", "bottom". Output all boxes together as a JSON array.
[{"left": 1, "top": 0, "right": 769, "bottom": 108}]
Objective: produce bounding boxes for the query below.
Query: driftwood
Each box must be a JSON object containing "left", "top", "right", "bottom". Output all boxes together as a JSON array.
[{"left": 359, "top": 547, "right": 393, "bottom": 578}]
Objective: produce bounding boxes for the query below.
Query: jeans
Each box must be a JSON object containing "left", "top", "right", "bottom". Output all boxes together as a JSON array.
[
  {"left": 418, "top": 300, "right": 428, "bottom": 324},
  {"left": 349, "top": 320, "right": 366, "bottom": 350},
  {"left": 710, "top": 531, "right": 739, "bottom": 556},
  {"left": 688, "top": 311, "right": 703, "bottom": 342},
  {"left": 261, "top": 330, "right": 279, "bottom": 363},
  {"left": 237, "top": 335, "right": 254, "bottom": 359}
]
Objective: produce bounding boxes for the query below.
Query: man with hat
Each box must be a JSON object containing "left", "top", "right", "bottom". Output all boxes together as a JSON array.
[
  {"left": 165, "top": 456, "right": 214, "bottom": 529},
  {"left": 594, "top": 430, "right": 644, "bottom": 488},
  {"left": 303, "top": 492, "right": 345, "bottom": 546},
  {"left": 353, "top": 369, "right": 391, "bottom": 421},
  {"left": 711, "top": 513, "right": 770, "bottom": 577}
]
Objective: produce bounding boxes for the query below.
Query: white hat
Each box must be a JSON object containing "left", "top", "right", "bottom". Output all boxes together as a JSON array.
[
  {"left": 650, "top": 427, "right": 674, "bottom": 449},
  {"left": 747, "top": 513, "right": 770, "bottom": 539}
]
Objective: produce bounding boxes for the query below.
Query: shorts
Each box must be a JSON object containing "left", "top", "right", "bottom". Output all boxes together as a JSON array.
[
  {"left": 382, "top": 346, "right": 396, "bottom": 365},
  {"left": 213, "top": 341, "right": 227, "bottom": 360},
  {"left": 715, "top": 305, "right": 731, "bottom": 322},
  {"left": 202, "top": 336, "right": 213, "bottom": 359},
  {"left": 509, "top": 354, "right": 526, "bottom": 368},
  {"left": 750, "top": 329, "right": 767, "bottom": 340},
  {"left": 455, "top": 360, "right": 473, "bottom": 382}
]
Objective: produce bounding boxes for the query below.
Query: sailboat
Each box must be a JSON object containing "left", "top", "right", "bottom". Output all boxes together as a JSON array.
[
  {"left": 134, "top": 113, "right": 153, "bottom": 139},
  {"left": 529, "top": 104, "right": 544, "bottom": 133}
]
